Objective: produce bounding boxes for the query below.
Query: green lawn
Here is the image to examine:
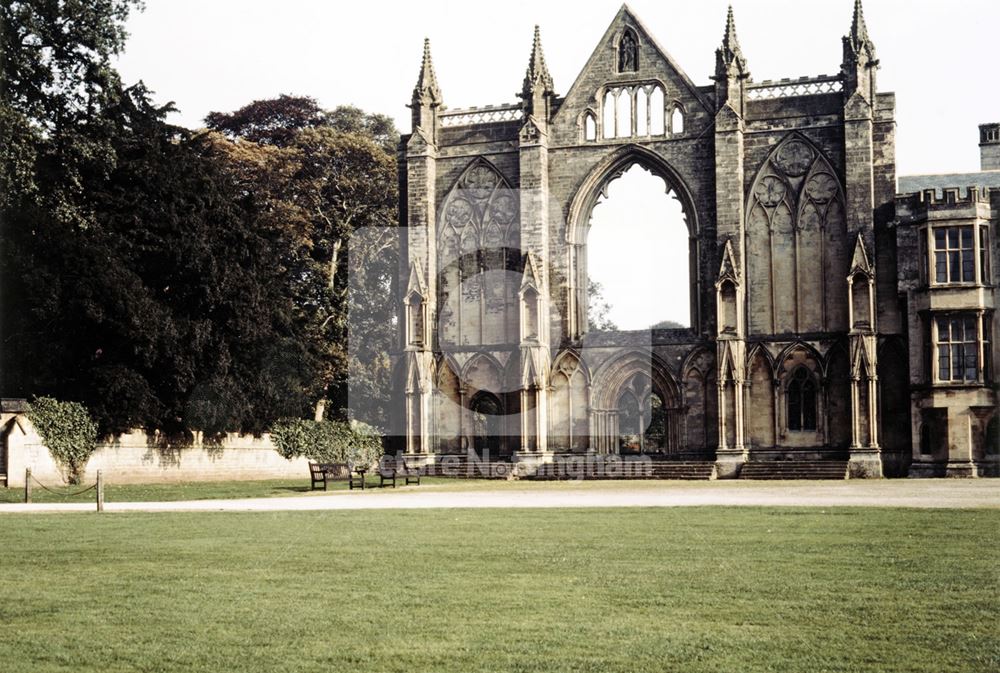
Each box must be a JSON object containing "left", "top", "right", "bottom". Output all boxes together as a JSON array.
[
  {"left": 0, "top": 508, "right": 997, "bottom": 672},
  {"left": 0, "top": 476, "right": 785, "bottom": 505},
  {"left": 0, "top": 476, "right": 453, "bottom": 504}
]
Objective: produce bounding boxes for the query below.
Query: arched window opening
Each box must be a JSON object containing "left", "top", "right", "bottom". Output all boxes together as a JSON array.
[
  {"left": 644, "top": 393, "right": 666, "bottom": 451},
  {"left": 635, "top": 88, "right": 648, "bottom": 136},
  {"left": 851, "top": 275, "right": 871, "bottom": 329},
  {"left": 470, "top": 392, "right": 502, "bottom": 457},
  {"left": 587, "top": 164, "right": 690, "bottom": 331},
  {"left": 615, "top": 372, "right": 668, "bottom": 453},
  {"left": 787, "top": 367, "right": 817, "bottom": 431},
  {"left": 603, "top": 91, "right": 616, "bottom": 139},
  {"left": 616, "top": 89, "right": 632, "bottom": 139},
  {"left": 584, "top": 113, "right": 597, "bottom": 141},
  {"left": 670, "top": 106, "right": 685, "bottom": 135},
  {"left": 522, "top": 287, "right": 539, "bottom": 340},
  {"left": 650, "top": 87, "right": 665, "bottom": 135},
  {"left": 618, "top": 388, "right": 642, "bottom": 453},
  {"left": 407, "top": 294, "right": 424, "bottom": 346}
]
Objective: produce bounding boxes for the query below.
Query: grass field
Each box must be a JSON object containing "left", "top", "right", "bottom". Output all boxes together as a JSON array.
[
  {"left": 0, "top": 508, "right": 997, "bottom": 672},
  {"left": 0, "top": 477, "right": 460, "bottom": 504}
]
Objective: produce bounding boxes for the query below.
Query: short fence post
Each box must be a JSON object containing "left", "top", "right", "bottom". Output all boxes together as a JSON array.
[
  {"left": 96, "top": 470, "right": 104, "bottom": 513},
  {"left": 24, "top": 468, "right": 31, "bottom": 504}
]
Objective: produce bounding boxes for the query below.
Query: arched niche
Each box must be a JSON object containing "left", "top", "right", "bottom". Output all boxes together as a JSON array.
[
  {"left": 437, "top": 158, "right": 520, "bottom": 347},
  {"left": 550, "top": 351, "right": 590, "bottom": 452},
  {"left": 776, "top": 343, "right": 824, "bottom": 445},
  {"left": 592, "top": 350, "right": 681, "bottom": 454},
  {"left": 565, "top": 146, "right": 701, "bottom": 339},
  {"left": 746, "top": 347, "right": 776, "bottom": 449},
  {"left": 745, "top": 133, "right": 847, "bottom": 336}
]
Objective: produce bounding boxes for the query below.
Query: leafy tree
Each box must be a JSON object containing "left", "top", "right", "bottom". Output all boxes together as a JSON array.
[
  {"left": 26, "top": 397, "right": 99, "bottom": 484},
  {"left": 1, "top": 0, "right": 142, "bottom": 226},
  {"left": 270, "top": 418, "right": 384, "bottom": 468},
  {"left": 205, "top": 99, "right": 399, "bottom": 427},
  {"left": 650, "top": 319, "right": 686, "bottom": 330},
  {"left": 204, "top": 94, "right": 327, "bottom": 147},
  {"left": 587, "top": 279, "right": 618, "bottom": 332},
  {"left": 3, "top": 84, "right": 317, "bottom": 436}
]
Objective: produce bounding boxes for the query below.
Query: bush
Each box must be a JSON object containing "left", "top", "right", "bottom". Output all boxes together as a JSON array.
[
  {"left": 26, "top": 397, "right": 99, "bottom": 484},
  {"left": 271, "top": 419, "right": 384, "bottom": 469}
]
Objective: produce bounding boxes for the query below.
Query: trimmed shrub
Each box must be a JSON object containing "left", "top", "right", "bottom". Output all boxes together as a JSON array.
[
  {"left": 271, "top": 419, "right": 383, "bottom": 469},
  {"left": 26, "top": 397, "right": 99, "bottom": 484}
]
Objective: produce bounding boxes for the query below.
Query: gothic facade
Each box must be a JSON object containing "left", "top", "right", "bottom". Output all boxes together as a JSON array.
[{"left": 393, "top": 2, "right": 999, "bottom": 478}]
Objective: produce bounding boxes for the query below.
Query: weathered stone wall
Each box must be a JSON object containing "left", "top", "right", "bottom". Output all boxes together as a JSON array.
[{"left": 2, "top": 417, "right": 306, "bottom": 487}]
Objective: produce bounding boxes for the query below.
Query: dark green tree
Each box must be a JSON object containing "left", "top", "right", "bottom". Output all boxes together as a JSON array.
[{"left": 204, "top": 99, "right": 399, "bottom": 427}]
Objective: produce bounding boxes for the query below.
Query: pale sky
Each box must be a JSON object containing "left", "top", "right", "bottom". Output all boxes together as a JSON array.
[{"left": 115, "top": 0, "right": 997, "bottom": 329}]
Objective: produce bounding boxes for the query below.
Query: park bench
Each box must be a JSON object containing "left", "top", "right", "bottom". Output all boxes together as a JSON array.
[
  {"left": 378, "top": 456, "right": 421, "bottom": 488},
  {"left": 308, "top": 462, "right": 364, "bottom": 491}
]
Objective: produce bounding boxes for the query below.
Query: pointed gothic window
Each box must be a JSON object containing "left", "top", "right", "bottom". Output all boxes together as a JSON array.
[
  {"left": 619, "top": 29, "right": 638, "bottom": 72},
  {"left": 635, "top": 88, "right": 648, "bottom": 136},
  {"left": 670, "top": 106, "right": 685, "bottom": 135},
  {"left": 603, "top": 91, "right": 616, "bottom": 139},
  {"left": 649, "top": 87, "right": 665, "bottom": 135},
  {"left": 616, "top": 88, "right": 632, "bottom": 138},
  {"left": 584, "top": 112, "right": 597, "bottom": 141},
  {"left": 786, "top": 367, "right": 817, "bottom": 431}
]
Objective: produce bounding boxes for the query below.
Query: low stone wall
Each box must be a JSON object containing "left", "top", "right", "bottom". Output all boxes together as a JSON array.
[{"left": 2, "top": 416, "right": 308, "bottom": 487}]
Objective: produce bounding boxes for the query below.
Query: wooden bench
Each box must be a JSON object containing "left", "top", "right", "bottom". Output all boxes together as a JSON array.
[
  {"left": 309, "top": 462, "right": 364, "bottom": 491},
  {"left": 378, "top": 457, "right": 421, "bottom": 488}
]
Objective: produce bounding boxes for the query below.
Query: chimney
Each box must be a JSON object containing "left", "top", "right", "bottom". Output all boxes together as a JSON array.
[{"left": 980, "top": 123, "right": 1000, "bottom": 171}]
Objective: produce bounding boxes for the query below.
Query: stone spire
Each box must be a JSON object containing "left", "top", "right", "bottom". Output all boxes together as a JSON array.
[
  {"left": 521, "top": 25, "right": 554, "bottom": 99},
  {"left": 519, "top": 25, "right": 556, "bottom": 122},
  {"left": 410, "top": 38, "right": 442, "bottom": 132},
  {"left": 713, "top": 5, "right": 749, "bottom": 115},
  {"left": 841, "top": 0, "right": 878, "bottom": 103},
  {"left": 846, "top": 0, "right": 875, "bottom": 57},
  {"left": 716, "top": 5, "right": 748, "bottom": 77}
]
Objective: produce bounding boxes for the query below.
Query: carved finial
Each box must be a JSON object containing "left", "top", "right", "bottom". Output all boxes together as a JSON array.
[
  {"left": 717, "top": 237, "right": 741, "bottom": 284},
  {"left": 843, "top": 0, "right": 876, "bottom": 63},
  {"left": 716, "top": 5, "right": 748, "bottom": 77},
  {"left": 850, "top": 0, "right": 870, "bottom": 46},
  {"left": 412, "top": 38, "right": 443, "bottom": 107},
  {"left": 850, "top": 234, "right": 873, "bottom": 276},
  {"left": 841, "top": 0, "right": 877, "bottom": 103},
  {"left": 521, "top": 25, "right": 555, "bottom": 100}
]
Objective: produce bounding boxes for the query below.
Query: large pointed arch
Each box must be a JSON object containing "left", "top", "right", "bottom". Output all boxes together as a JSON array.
[
  {"left": 566, "top": 145, "right": 701, "bottom": 338},
  {"left": 591, "top": 349, "right": 681, "bottom": 453},
  {"left": 568, "top": 144, "right": 699, "bottom": 242},
  {"left": 592, "top": 348, "right": 680, "bottom": 410}
]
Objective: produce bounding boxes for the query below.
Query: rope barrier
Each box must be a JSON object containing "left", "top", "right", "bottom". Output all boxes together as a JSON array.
[
  {"left": 24, "top": 469, "right": 105, "bottom": 511},
  {"left": 28, "top": 473, "right": 97, "bottom": 497}
]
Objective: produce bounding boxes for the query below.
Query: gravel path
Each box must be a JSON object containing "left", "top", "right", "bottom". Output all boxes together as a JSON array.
[{"left": 2, "top": 480, "right": 998, "bottom": 514}]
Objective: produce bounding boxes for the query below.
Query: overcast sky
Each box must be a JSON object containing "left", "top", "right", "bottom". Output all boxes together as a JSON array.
[{"left": 115, "top": 0, "right": 997, "bottom": 330}]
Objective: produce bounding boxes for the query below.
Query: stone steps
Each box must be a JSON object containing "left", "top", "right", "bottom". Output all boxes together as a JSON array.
[
  {"left": 527, "top": 459, "right": 716, "bottom": 481},
  {"left": 421, "top": 458, "right": 513, "bottom": 479},
  {"left": 739, "top": 461, "right": 849, "bottom": 480}
]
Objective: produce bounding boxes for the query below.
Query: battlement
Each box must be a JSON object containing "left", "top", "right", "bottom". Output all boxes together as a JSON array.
[
  {"left": 896, "top": 185, "right": 996, "bottom": 221},
  {"left": 746, "top": 74, "right": 843, "bottom": 101}
]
